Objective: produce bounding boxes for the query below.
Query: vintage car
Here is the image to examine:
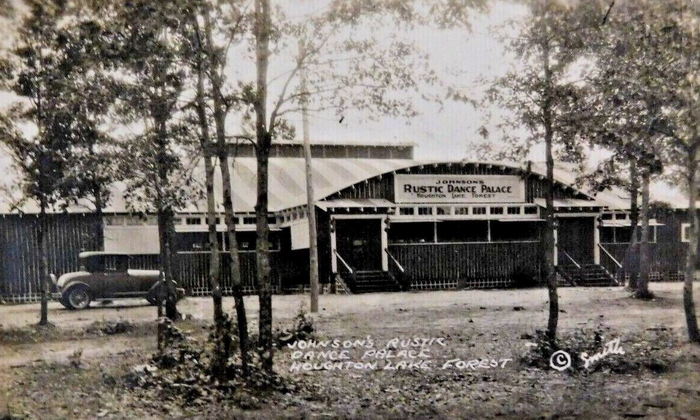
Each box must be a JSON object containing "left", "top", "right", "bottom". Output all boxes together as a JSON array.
[{"left": 51, "top": 251, "right": 183, "bottom": 310}]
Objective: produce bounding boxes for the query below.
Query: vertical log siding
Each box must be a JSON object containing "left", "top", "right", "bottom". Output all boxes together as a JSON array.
[{"left": 389, "top": 241, "right": 543, "bottom": 290}]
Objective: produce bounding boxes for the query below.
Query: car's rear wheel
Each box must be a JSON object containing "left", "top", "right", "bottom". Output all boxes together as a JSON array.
[{"left": 64, "top": 285, "right": 91, "bottom": 310}]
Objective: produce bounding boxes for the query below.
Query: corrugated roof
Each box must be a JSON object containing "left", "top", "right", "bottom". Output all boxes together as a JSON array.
[
  {"left": 316, "top": 198, "right": 395, "bottom": 210},
  {"left": 1, "top": 156, "right": 690, "bottom": 214},
  {"left": 106, "top": 157, "right": 421, "bottom": 214},
  {"left": 533, "top": 198, "right": 603, "bottom": 208}
]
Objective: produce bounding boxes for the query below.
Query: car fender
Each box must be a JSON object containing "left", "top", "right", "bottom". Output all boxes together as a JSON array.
[{"left": 61, "top": 281, "right": 92, "bottom": 296}]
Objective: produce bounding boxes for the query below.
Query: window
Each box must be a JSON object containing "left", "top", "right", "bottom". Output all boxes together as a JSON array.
[
  {"left": 437, "top": 221, "right": 488, "bottom": 242},
  {"left": 388, "top": 222, "right": 434, "bottom": 243},
  {"left": 600, "top": 227, "right": 615, "bottom": 243},
  {"left": 507, "top": 206, "right": 521, "bottom": 215},
  {"left": 436, "top": 207, "right": 451, "bottom": 215},
  {"left": 105, "top": 256, "right": 129, "bottom": 272},
  {"left": 454, "top": 207, "right": 469, "bottom": 215},
  {"left": 524, "top": 207, "right": 538, "bottom": 215},
  {"left": 417, "top": 207, "right": 433, "bottom": 215},
  {"left": 186, "top": 217, "right": 201, "bottom": 225},
  {"left": 490, "top": 207, "right": 504, "bottom": 215},
  {"left": 635, "top": 226, "right": 657, "bottom": 243},
  {"left": 491, "top": 221, "right": 539, "bottom": 241},
  {"left": 601, "top": 226, "right": 657, "bottom": 243},
  {"left": 615, "top": 213, "right": 627, "bottom": 220},
  {"left": 473, "top": 207, "right": 486, "bottom": 215},
  {"left": 267, "top": 216, "right": 277, "bottom": 225},
  {"left": 83, "top": 256, "right": 106, "bottom": 272},
  {"left": 602, "top": 213, "right": 613, "bottom": 220},
  {"left": 682, "top": 223, "right": 691, "bottom": 243},
  {"left": 399, "top": 207, "right": 415, "bottom": 216},
  {"left": 243, "top": 217, "right": 256, "bottom": 224}
]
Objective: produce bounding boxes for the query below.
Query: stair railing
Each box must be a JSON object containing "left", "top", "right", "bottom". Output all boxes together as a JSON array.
[
  {"left": 598, "top": 244, "right": 623, "bottom": 285},
  {"left": 334, "top": 250, "right": 356, "bottom": 289},
  {"left": 560, "top": 249, "right": 581, "bottom": 269},
  {"left": 556, "top": 248, "right": 580, "bottom": 286},
  {"left": 384, "top": 248, "right": 409, "bottom": 291},
  {"left": 598, "top": 244, "right": 622, "bottom": 268}
]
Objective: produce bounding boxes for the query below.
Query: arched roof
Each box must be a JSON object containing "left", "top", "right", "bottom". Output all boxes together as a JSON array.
[{"left": 1, "top": 158, "right": 604, "bottom": 214}]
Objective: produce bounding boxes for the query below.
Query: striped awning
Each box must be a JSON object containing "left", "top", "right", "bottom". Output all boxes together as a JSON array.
[
  {"left": 316, "top": 198, "right": 395, "bottom": 210},
  {"left": 533, "top": 198, "right": 604, "bottom": 209},
  {"left": 93, "top": 157, "right": 418, "bottom": 214}
]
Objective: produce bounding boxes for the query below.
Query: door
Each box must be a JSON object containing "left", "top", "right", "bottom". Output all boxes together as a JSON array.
[
  {"left": 335, "top": 219, "right": 382, "bottom": 271},
  {"left": 557, "top": 217, "right": 595, "bottom": 265}
]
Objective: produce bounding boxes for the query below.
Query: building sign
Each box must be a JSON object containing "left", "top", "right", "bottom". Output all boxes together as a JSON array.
[{"left": 394, "top": 174, "right": 525, "bottom": 203}]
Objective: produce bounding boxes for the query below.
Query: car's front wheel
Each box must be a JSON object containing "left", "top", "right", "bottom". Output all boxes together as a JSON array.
[{"left": 64, "top": 285, "right": 91, "bottom": 310}]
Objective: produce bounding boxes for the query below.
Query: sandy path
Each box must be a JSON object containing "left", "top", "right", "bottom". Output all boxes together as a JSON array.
[{"left": 1, "top": 283, "right": 697, "bottom": 367}]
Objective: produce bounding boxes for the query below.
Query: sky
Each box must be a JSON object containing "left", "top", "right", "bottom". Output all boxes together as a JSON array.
[
  {"left": 0, "top": 1, "right": 689, "bottom": 207},
  {"left": 262, "top": 1, "right": 529, "bottom": 161}
]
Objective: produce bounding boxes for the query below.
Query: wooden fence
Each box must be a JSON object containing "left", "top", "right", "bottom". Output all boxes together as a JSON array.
[
  {"left": 600, "top": 242, "right": 688, "bottom": 282},
  {"left": 0, "top": 214, "right": 101, "bottom": 303},
  {"left": 389, "top": 241, "right": 543, "bottom": 290},
  {"left": 171, "top": 251, "right": 281, "bottom": 295}
]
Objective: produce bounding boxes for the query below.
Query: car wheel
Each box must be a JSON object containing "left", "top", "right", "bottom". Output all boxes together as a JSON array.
[{"left": 64, "top": 285, "right": 91, "bottom": 310}]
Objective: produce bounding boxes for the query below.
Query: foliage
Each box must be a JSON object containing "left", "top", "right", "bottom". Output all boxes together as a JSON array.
[
  {"left": 275, "top": 306, "right": 315, "bottom": 348},
  {"left": 0, "top": 0, "right": 83, "bottom": 211},
  {"left": 98, "top": 0, "right": 203, "bottom": 215},
  {"left": 124, "top": 318, "right": 306, "bottom": 408},
  {"left": 479, "top": 0, "right": 606, "bottom": 162},
  {"left": 85, "top": 320, "right": 135, "bottom": 336}
]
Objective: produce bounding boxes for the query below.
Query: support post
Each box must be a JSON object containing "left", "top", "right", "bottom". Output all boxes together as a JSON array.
[
  {"left": 299, "top": 39, "right": 318, "bottom": 312},
  {"left": 330, "top": 218, "right": 337, "bottom": 274},
  {"left": 553, "top": 226, "right": 558, "bottom": 266},
  {"left": 593, "top": 217, "right": 601, "bottom": 265},
  {"left": 381, "top": 216, "right": 389, "bottom": 271}
]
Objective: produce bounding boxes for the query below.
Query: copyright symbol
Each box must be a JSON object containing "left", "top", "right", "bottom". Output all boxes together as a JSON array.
[{"left": 549, "top": 350, "right": 571, "bottom": 371}]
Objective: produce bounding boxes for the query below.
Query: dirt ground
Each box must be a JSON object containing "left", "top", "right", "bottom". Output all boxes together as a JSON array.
[{"left": 1, "top": 283, "right": 700, "bottom": 419}]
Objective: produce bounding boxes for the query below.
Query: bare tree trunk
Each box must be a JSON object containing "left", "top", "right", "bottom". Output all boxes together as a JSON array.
[
  {"left": 93, "top": 188, "right": 104, "bottom": 250},
  {"left": 38, "top": 201, "right": 49, "bottom": 325},
  {"left": 199, "top": 10, "right": 250, "bottom": 374},
  {"left": 627, "top": 160, "right": 640, "bottom": 289},
  {"left": 684, "top": 149, "right": 700, "bottom": 342},
  {"left": 542, "top": 38, "right": 558, "bottom": 341},
  {"left": 155, "top": 117, "right": 179, "bottom": 321},
  {"left": 636, "top": 171, "right": 652, "bottom": 298},
  {"left": 254, "top": 0, "right": 274, "bottom": 373},
  {"left": 157, "top": 208, "right": 178, "bottom": 320},
  {"left": 191, "top": 31, "right": 229, "bottom": 374},
  {"left": 299, "top": 41, "right": 319, "bottom": 312}
]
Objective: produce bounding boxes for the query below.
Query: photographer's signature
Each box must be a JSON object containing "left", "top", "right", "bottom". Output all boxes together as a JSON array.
[{"left": 549, "top": 337, "right": 625, "bottom": 371}]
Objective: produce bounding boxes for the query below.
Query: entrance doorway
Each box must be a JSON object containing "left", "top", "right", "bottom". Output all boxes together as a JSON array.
[
  {"left": 335, "top": 219, "right": 382, "bottom": 271},
  {"left": 557, "top": 217, "right": 595, "bottom": 265}
]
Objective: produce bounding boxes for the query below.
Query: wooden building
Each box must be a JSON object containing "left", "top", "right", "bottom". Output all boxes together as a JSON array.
[{"left": 0, "top": 142, "right": 693, "bottom": 301}]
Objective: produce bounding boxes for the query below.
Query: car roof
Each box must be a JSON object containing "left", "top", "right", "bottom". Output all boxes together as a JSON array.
[{"left": 78, "top": 251, "right": 131, "bottom": 258}]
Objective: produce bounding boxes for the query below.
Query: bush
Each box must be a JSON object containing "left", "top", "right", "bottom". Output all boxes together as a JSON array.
[{"left": 275, "top": 306, "right": 315, "bottom": 348}]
